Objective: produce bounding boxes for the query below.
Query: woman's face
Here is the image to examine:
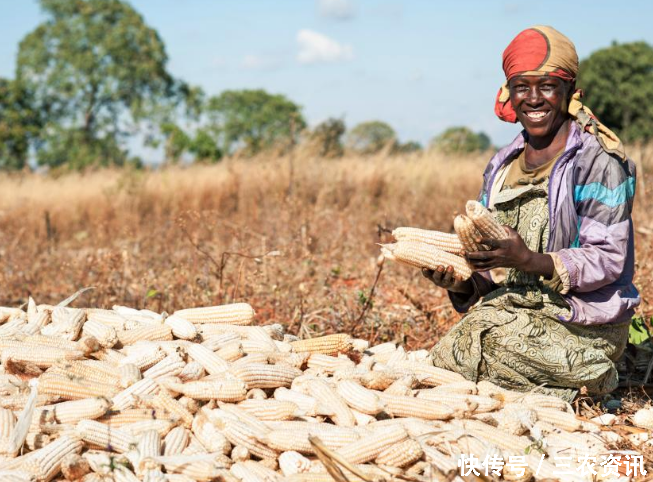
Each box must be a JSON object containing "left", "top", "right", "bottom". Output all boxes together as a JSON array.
[{"left": 508, "top": 75, "right": 571, "bottom": 140}]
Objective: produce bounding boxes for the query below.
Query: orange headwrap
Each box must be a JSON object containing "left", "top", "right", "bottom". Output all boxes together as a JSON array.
[{"left": 495, "top": 26, "right": 625, "bottom": 159}]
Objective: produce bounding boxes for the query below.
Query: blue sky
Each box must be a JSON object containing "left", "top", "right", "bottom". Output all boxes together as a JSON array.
[{"left": 2, "top": 0, "right": 653, "bottom": 161}]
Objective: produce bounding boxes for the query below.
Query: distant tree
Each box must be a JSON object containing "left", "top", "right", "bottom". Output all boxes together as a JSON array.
[
  {"left": 347, "top": 121, "right": 396, "bottom": 155},
  {"left": 189, "top": 128, "right": 222, "bottom": 162},
  {"left": 17, "top": 0, "right": 177, "bottom": 168},
  {"left": 394, "top": 140, "right": 422, "bottom": 154},
  {"left": 0, "top": 78, "right": 42, "bottom": 170},
  {"left": 578, "top": 41, "right": 653, "bottom": 143},
  {"left": 160, "top": 122, "right": 191, "bottom": 164},
  {"left": 309, "top": 118, "right": 346, "bottom": 157},
  {"left": 205, "top": 89, "right": 306, "bottom": 156},
  {"left": 431, "top": 127, "right": 491, "bottom": 154}
]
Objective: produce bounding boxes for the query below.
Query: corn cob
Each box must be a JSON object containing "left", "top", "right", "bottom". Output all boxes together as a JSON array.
[
  {"left": 215, "top": 342, "right": 244, "bottom": 362},
  {"left": 520, "top": 393, "right": 574, "bottom": 413},
  {"left": 416, "top": 390, "right": 501, "bottom": 413},
  {"left": 273, "top": 388, "right": 322, "bottom": 417},
  {"left": 237, "top": 399, "right": 301, "bottom": 421},
  {"left": 76, "top": 420, "right": 136, "bottom": 453},
  {"left": 306, "top": 354, "right": 354, "bottom": 374},
  {"left": 231, "top": 445, "right": 250, "bottom": 462},
  {"left": 466, "top": 200, "right": 508, "bottom": 240},
  {"left": 190, "top": 413, "right": 231, "bottom": 454},
  {"left": 117, "top": 325, "right": 172, "bottom": 346},
  {"left": 60, "top": 453, "right": 91, "bottom": 481},
  {"left": 380, "top": 241, "right": 472, "bottom": 280},
  {"left": 390, "top": 361, "right": 467, "bottom": 386},
  {"left": 290, "top": 334, "right": 352, "bottom": 356},
  {"left": 117, "top": 364, "right": 142, "bottom": 390},
  {"left": 112, "top": 378, "right": 160, "bottom": 411},
  {"left": 530, "top": 406, "right": 582, "bottom": 431},
  {"left": 42, "top": 307, "right": 86, "bottom": 341},
  {"left": 38, "top": 373, "right": 120, "bottom": 401},
  {"left": 335, "top": 380, "right": 385, "bottom": 415},
  {"left": 90, "top": 348, "right": 126, "bottom": 365},
  {"left": 336, "top": 426, "right": 408, "bottom": 464},
  {"left": 0, "top": 409, "right": 16, "bottom": 443},
  {"left": 632, "top": 408, "right": 653, "bottom": 430},
  {"left": 97, "top": 408, "right": 171, "bottom": 426},
  {"left": 261, "top": 428, "right": 359, "bottom": 455},
  {"left": 392, "top": 227, "right": 464, "bottom": 255},
  {"left": 81, "top": 320, "right": 118, "bottom": 348},
  {"left": 118, "top": 345, "right": 166, "bottom": 371},
  {"left": 374, "top": 438, "right": 423, "bottom": 468},
  {"left": 216, "top": 418, "right": 277, "bottom": 459},
  {"left": 22, "top": 434, "right": 83, "bottom": 482},
  {"left": 48, "top": 361, "right": 119, "bottom": 386},
  {"left": 22, "top": 311, "right": 50, "bottom": 336},
  {"left": 239, "top": 339, "right": 277, "bottom": 354},
  {"left": 279, "top": 451, "right": 311, "bottom": 476},
  {"left": 230, "top": 354, "right": 269, "bottom": 369},
  {"left": 163, "top": 379, "right": 247, "bottom": 402},
  {"left": 383, "top": 376, "right": 417, "bottom": 397},
  {"left": 135, "top": 430, "right": 161, "bottom": 476},
  {"left": 292, "top": 377, "right": 355, "bottom": 427},
  {"left": 201, "top": 333, "right": 241, "bottom": 351},
  {"left": 163, "top": 427, "right": 189, "bottom": 456},
  {"left": 163, "top": 315, "right": 199, "bottom": 341},
  {"left": 152, "top": 454, "right": 232, "bottom": 481},
  {"left": 454, "top": 214, "right": 488, "bottom": 252},
  {"left": 231, "top": 363, "right": 301, "bottom": 390},
  {"left": 48, "top": 398, "right": 111, "bottom": 425},
  {"left": 186, "top": 344, "right": 229, "bottom": 375},
  {"left": 378, "top": 393, "right": 454, "bottom": 420},
  {"left": 215, "top": 403, "right": 271, "bottom": 435},
  {"left": 173, "top": 303, "right": 255, "bottom": 325},
  {"left": 142, "top": 353, "right": 185, "bottom": 381},
  {"left": 177, "top": 361, "right": 205, "bottom": 382},
  {"left": 2, "top": 347, "right": 85, "bottom": 370},
  {"left": 121, "top": 419, "right": 173, "bottom": 438}
]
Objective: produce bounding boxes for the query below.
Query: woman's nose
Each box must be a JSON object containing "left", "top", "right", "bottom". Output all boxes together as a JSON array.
[{"left": 526, "top": 86, "right": 543, "bottom": 105}]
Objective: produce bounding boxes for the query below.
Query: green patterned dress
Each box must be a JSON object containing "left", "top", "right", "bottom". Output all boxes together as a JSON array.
[{"left": 430, "top": 177, "right": 629, "bottom": 402}]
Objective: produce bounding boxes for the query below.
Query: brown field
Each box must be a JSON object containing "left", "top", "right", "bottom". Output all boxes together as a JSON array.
[{"left": 1, "top": 144, "right": 652, "bottom": 352}]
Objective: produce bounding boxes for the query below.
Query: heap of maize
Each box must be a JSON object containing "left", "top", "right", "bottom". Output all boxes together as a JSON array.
[
  {"left": 0, "top": 299, "right": 647, "bottom": 482},
  {"left": 382, "top": 200, "right": 509, "bottom": 280}
]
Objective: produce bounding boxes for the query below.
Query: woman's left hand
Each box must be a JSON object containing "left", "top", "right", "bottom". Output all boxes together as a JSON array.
[{"left": 465, "top": 226, "right": 533, "bottom": 272}]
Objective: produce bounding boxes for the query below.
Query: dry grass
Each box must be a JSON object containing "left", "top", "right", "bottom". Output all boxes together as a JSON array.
[{"left": 1, "top": 145, "right": 652, "bottom": 352}]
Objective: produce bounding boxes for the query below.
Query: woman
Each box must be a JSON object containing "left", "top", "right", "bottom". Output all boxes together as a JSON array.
[{"left": 425, "top": 26, "right": 639, "bottom": 401}]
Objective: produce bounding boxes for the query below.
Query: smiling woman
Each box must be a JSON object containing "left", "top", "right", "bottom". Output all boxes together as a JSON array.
[{"left": 424, "top": 26, "right": 639, "bottom": 402}]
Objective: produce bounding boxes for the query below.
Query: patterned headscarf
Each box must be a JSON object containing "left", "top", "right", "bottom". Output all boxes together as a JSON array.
[{"left": 495, "top": 26, "right": 625, "bottom": 159}]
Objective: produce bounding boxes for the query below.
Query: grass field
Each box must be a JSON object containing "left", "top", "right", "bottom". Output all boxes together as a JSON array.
[{"left": 1, "top": 144, "right": 652, "bottom": 352}]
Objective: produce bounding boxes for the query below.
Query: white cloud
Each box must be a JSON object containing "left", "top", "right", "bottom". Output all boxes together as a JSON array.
[
  {"left": 240, "top": 54, "right": 283, "bottom": 71},
  {"left": 296, "top": 29, "right": 353, "bottom": 65},
  {"left": 318, "top": 0, "right": 355, "bottom": 20}
]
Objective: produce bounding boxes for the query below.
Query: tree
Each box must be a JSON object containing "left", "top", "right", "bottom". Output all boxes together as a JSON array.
[
  {"left": 578, "top": 41, "right": 653, "bottom": 143},
  {"left": 430, "top": 127, "right": 491, "bottom": 154},
  {"left": 16, "top": 0, "right": 176, "bottom": 168},
  {"left": 309, "top": 118, "right": 345, "bottom": 157},
  {"left": 346, "top": 121, "right": 396, "bottom": 155},
  {"left": 0, "top": 78, "right": 42, "bottom": 170},
  {"left": 205, "top": 89, "right": 306, "bottom": 156},
  {"left": 394, "top": 141, "right": 422, "bottom": 154}
]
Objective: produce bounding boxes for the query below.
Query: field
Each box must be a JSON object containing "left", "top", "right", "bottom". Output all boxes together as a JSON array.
[{"left": 1, "top": 145, "right": 653, "bottom": 353}]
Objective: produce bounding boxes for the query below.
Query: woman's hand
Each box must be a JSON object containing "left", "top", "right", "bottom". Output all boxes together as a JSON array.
[
  {"left": 466, "top": 226, "right": 554, "bottom": 278},
  {"left": 421, "top": 266, "right": 474, "bottom": 294}
]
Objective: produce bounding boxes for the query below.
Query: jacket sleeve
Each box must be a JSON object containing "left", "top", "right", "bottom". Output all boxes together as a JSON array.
[{"left": 554, "top": 148, "right": 636, "bottom": 293}]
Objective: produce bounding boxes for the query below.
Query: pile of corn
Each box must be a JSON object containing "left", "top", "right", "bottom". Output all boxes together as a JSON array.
[
  {"left": 381, "top": 200, "right": 509, "bottom": 279},
  {"left": 0, "top": 300, "right": 651, "bottom": 482}
]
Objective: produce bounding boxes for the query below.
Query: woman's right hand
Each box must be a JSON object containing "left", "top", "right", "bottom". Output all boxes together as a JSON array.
[{"left": 421, "top": 266, "right": 474, "bottom": 294}]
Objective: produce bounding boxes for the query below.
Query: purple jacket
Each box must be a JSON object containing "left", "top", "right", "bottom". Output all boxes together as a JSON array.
[{"left": 451, "top": 122, "right": 640, "bottom": 325}]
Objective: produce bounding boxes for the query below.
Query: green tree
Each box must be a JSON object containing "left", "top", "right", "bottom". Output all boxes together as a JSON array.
[
  {"left": 578, "top": 41, "right": 653, "bottom": 143},
  {"left": 346, "top": 121, "right": 396, "bottom": 155},
  {"left": 431, "top": 127, "right": 491, "bottom": 154},
  {"left": 189, "top": 128, "right": 222, "bottom": 162},
  {"left": 309, "top": 118, "right": 346, "bottom": 157},
  {"left": 0, "top": 78, "right": 42, "bottom": 170},
  {"left": 205, "top": 89, "right": 306, "bottom": 156},
  {"left": 16, "top": 0, "right": 177, "bottom": 168},
  {"left": 394, "top": 140, "right": 422, "bottom": 154}
]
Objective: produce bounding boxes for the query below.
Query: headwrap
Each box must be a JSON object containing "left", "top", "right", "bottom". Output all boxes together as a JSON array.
[{"left": 495, "top": 26, "right": 625, "bottom": 160}]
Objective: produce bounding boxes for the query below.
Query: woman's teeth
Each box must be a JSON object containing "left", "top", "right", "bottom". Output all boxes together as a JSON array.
[{"left": 525, "top": 111, "right": 548, "bottom": 119}]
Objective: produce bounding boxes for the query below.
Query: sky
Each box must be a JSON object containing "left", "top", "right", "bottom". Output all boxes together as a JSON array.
[{"left": 2, "top": 0, "right": 653, "bottom": 162}]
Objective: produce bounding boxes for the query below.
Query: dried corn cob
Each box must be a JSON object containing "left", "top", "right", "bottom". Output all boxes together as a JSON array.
[
  {"left": 392, "top": 227, "right": 464, "bottom": 255},
  {"left": 173, "top": 303, "right": 255, "bottom": 325},
  {"left": 336, "top": 426, "right": 408, "bottom": 464},
  {"left": 142, "top": 354, "right": 185, "bottom": 381},
  {"left": 374, "top": 438, "right": 423, "bottom": 468},
  {"left": 237, "top": 399, "right": 300, "bottom": 421},
  {"left": 292, "top": 377, "right": 355, "bottom": 427},
  {"left": 378, "top": 393, "right": 454, "bottom": 420},
  {"left": 76, "top": 420, "right": 136, "bottom": 453},
  {"left": 186, "top": 344, "right": 229, "bottom": 375},
  {"left": 290, "top": 335, "right": 352, "bottom": 356},
  {"left": 112, "top": 378, "right": 160, "bottom": 411},
  {"left": 117, "top": 325, "right": 172, "bottom": 346},
  {"left": 191, "top": 414, "right": 231, "bottom": 454},
  {"left": 466, "top": 200, "right": 508, "bottom": 240},
  {"left": 381, "top": 241, "right": 472, "bottom": 280},
  {"left": 60, "top": 453, "right": 91, "bottom": 481},
  {"left": 632, "top": 408, "right": 653, "bottom": 430},
  {"left": 47, "top": 398, "right": 111, "bottom": 425},
  {"left": 163, "top": 427, "right": 189, "bottom": 456},
  {"left": 38, "top": 373, "right": 120, "bottom": 401},
  {"left": 164, "top": 315, "right": 199, "bottom": 341},
  {"left": 306, "top": 354, "right": 354, "bottom": 374},
  {"left": 163, "top": 379, "right": 247, "bottom": 402},
  {"left": 335, "top": 380, "right": 385, "bottom": 416},
  {"left": 81, "top": 320, "right": 118, "bottom": 348},
  {"left": 261, "top": 428, "right": 359, "bottom": 454},
  {"left": 231, "top": 364, "right": 301, "bottom": 390},
  {"left": 2, "top": 347, "right": 85, "bottom": 370},
  {"left": 454, "top": 214, "right": 488, "bottom": 252}
]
